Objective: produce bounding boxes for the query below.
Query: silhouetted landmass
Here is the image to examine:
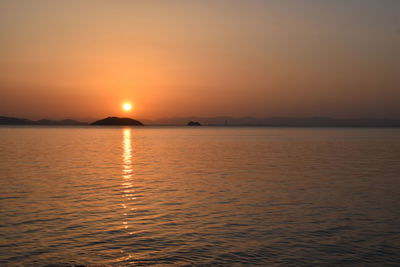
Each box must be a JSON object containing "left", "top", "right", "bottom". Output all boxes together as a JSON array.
[
  {"left": 35, "top": 119, "right": 88, "bottom": 125},
  {"left": 91, "top": 117, "right": 144, "bottom": 126},
  {"left": 0, "top": 116, "right": 87, "bottom": 125},
  {"left": 2, "top": 115, "right": 400, "bottom": 127},
  {"left": 143, "top": 116, "right": 400, "bottom": 127},
  {"left": 187, "top": 121, "right": 201, "bottom": 126},
  {"left": 0, "top": 116, "right": 32, "bottom": 125}
]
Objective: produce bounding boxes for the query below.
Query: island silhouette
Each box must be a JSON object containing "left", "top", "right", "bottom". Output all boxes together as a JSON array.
[
  {"left": 91, "top": 117, "right": 144, "bottom": 126},
  {"left": 187, "top": 121, "right": 202, "bottom": 126}
]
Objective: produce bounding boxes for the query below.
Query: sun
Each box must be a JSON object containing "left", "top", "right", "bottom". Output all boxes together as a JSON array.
[{"left": 122, "top": 103, "right": 132, "bottom": 112}]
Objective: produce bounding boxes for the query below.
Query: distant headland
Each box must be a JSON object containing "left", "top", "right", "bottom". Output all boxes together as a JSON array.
[
  {"left": 0, "top": 116, "right": 87, "bottom": 125},
  {"left": 91, "top": 117, "right": 143, "bottom": 126}
]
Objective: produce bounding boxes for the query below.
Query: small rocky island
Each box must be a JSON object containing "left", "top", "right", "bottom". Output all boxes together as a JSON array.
[
  {"left": 187, "top": 121, "right": 201, "bottom": 126},
  {"left": 91, "top": 117, "right": 144, "bottom": 126}
]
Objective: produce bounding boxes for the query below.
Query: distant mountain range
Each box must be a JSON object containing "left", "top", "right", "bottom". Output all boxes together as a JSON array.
[
  {"left": 1, "top": 115, "right": 400, "bottom": 127},
  {"left": 0, "top": 116, "right": 87, "bottom": 125},
  {"left": 142, "top": 116, "right": 400, "bottom": 127}
]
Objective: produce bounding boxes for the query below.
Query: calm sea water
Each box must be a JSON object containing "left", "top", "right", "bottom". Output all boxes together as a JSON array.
[{"left": 0, "top": 126, "right": 399, "bottom": 266}]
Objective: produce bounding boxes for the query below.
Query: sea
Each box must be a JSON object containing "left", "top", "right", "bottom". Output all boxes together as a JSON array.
[{"left": 0, "top": 126, "right": 399, "bottom": 266}]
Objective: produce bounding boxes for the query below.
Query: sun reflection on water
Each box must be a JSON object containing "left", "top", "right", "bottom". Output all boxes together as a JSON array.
[
  {"left": 122, "top": 128, "right": 133, "bottom": 231},
  {"left": 123, "top": 128, "right": 132, "bottom": 175}
]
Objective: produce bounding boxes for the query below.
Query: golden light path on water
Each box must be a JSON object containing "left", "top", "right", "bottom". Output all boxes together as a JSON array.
[{"left": 121, "top": 128, "right": 135, "bottom": 262}]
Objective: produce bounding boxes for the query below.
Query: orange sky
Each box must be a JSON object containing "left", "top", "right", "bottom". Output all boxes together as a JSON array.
[{"left": 0, "top": 0, "right": 399, "bottom": 121}]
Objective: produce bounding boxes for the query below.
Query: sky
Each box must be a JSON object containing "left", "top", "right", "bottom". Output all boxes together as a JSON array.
[{"left": 0, "top": 0, "right": 399, "bottom": 121}]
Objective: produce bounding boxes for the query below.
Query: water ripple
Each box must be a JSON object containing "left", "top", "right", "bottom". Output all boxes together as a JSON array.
[{"left": 1, "top": 127, "right": 400, "bottom": 265}]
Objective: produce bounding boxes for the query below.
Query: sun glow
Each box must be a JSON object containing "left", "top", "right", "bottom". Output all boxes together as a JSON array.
[{"left": 122, "top": 103, "right": 132, "bottom": 112}]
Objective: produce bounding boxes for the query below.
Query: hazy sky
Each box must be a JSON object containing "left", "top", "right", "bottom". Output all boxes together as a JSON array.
[{"left": 1, "top": 0, "right": 399, "bottom": 120}]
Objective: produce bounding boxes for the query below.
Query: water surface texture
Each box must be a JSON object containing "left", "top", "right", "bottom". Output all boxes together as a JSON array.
[{"left": 1, "top": 127, "right": 400, "bottom": 266}]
